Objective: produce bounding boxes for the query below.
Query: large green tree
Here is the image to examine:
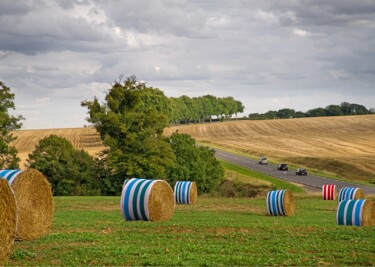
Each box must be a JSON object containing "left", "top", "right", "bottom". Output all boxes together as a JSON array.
[
  {"left": 27, "top": 135, "right": 99, "bottom": 196},
  {"left": 0, "top": 82, "right": 24, "bottom": 169},
  {"left": 81, "top": 76, "right": 176, "bottom": 192}
]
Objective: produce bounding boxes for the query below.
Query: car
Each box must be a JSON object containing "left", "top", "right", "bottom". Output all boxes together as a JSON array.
[
  {"left": 258, "top": 157, "right": 268, "bottom": 164},
  {"left": 296, "top": 168, "right": 307, "bottom": 175},
  {"left": 277, "top": 163, "right": 288, "bottom": 171}
]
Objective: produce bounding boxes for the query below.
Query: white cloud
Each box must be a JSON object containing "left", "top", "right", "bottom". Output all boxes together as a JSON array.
[{"left": 292, "top": 28, "right": 311, "bottom": 37}]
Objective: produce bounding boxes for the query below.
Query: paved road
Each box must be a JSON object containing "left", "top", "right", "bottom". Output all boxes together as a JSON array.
[{"left": 215, "top": 148, "right": 375, "bottom": 195}]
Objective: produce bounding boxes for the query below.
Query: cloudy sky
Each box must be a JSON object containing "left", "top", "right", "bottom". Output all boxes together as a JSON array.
[{"left": 1, "top": 0, "right": 374, "bottom": 129}]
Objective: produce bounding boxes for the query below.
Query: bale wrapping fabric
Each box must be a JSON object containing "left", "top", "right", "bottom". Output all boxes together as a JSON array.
[
  {"left": 322, "top": 184, "right": 336, "bottom": 200},
  {"left": 0, "top": 169, "right": 54, "bottom": 241},
  {"left": 120, "top": 178, "right": 174, "bottom": 222},
  {"left": 337, "top": 199, "right": 375, "bottom": 226},
  {"left": 266, "top": 189, "right": 295, "bottom": 216},
  {"left": 337, "top": 187, "right": 364, "bottom": 203},
  {"left": 174, "top": 181, "right": 197, "bottom": 204},
  {"left": 0, "top": 179, "right": 16, "bottom": 264}
]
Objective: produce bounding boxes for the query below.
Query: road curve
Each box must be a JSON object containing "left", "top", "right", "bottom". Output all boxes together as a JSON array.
[{"left": 215, "top": 148, "right": 375, "bottom": 195}]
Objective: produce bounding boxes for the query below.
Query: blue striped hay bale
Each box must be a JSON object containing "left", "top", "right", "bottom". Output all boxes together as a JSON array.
[
  {"left": 337, "top": 187, "right": 364, "bottom": 203},
  {"left": 0, "top": 179, "right": 17, "bottom": 264},
  {"left": 0, "top": 169, "right": 53, "bottom": 241},
  {"left": 266, "top": 189, "right": 295, "bottom": 216},
  {"left": 120, "top": 178, "right": 175, "bottom": 222},
  {"left": 336, "top": 199, "right": 375, "bottom": 226},
  {"left": 174, "top": 181, "right": 197, "bottom": 204}
]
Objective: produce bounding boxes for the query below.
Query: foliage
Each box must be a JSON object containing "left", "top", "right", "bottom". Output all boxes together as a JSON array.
[
  {"left": 168, "top": 133, "right": 224, "bottom": 193},
  {"left": 169, "top": 94, "right": 244, "bottom": 124},
  {"left": 249, "top": 101, "right": 372, "bottom": 120},
  {"left": 6, "top": 196, "right": 375, "bottom": 266},
  {"left": 0, "top": 82, "right": 24, "bottom": 169},
  {"left": 82, "top": 76, "right": 176, "bottom": 195},
  {"left": 26, "top": 135, "right": 99, "bottom": 196}
]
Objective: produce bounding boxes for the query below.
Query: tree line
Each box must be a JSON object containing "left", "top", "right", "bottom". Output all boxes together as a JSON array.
[{"left": 248, "top": 102, "right": 375, "bottom": 120}]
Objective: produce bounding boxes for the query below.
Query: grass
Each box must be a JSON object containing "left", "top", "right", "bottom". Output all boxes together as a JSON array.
[
  {"left": 6, "top": 195, "right": 375, "bottom": 266},
  {"left": 205, "top": 142, "right": 375, "bottom": 187},
  {"left": 221, "top": 160, "right": 305, "bottom": 194}
]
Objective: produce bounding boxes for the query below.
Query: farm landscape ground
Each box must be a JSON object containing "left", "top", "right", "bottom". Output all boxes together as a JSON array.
[{"left": 7, "top": 115, "right": 375, "bottom": 266}]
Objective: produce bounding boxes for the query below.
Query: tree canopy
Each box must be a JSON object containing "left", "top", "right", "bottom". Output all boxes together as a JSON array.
[
  {"left": 82, "top": 76, "right": 224, "bottom": 194},
  {"left": 0, "top": 82, "right": 24, "bottom": 169}
]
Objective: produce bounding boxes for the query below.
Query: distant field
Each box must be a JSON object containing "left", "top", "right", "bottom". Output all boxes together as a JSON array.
[
  {"left": 165, "top": 115, "right": 375, "bottom": 183},
  {"left": 12, "top": 127, "right": 104, "bottom": 169},
  {"left": 12, "top": 115, "right": 375, "bottom": 184},
  {"left": 5, "top": 195, "right": 375, "bottom": 266}
]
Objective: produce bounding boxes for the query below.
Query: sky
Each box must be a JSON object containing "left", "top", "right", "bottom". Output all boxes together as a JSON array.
[{"left": 1, "top": 0, "right": 375, "bottom": 129}]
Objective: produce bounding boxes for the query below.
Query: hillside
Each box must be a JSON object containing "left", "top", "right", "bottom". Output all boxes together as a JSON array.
[
  {"left": 12, "top": 127, "right": 104, "bottom": 169},
  {"left": 11, "top": 115, "right": 375, "bottom": 184},
  {"left": 164, "top": 115, "right": 375, "bottom": 183}
]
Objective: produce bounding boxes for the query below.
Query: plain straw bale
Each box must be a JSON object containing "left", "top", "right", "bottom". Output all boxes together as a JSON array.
[{"left": 0, "top": 179, "right": 16, "bottom": 264}]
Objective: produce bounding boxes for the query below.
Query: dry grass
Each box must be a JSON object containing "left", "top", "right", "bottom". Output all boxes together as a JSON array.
[
  {"left": 12, "top": 127, "right": 104, "bottom": 169},
  {"left": 164, "top": 115, "right": 375, "bottom": 183}
]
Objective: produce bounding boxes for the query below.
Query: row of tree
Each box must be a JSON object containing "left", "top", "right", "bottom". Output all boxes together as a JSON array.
[
  {"left": 248, "top": 102, "right": 374, "bottom": 120},
  {"left": 169, "top": 95, "right": 244, "bottom": 124}
]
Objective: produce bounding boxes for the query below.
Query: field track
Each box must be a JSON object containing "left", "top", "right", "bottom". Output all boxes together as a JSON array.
[{"left": 165, "top": 115, "right": 375, "bottom": 183}]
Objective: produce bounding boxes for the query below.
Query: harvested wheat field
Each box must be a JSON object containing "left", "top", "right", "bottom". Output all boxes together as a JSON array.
[
  {"left": 12, "top": 127, "right": 104, "bottom": 169},
  {"left": 164, "top": 115, "right": 375, "bottom": 183}
]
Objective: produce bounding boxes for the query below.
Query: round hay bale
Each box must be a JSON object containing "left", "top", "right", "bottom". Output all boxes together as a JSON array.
[
  {"left": 0, "top": 179, "right": 16, "bottom": 264},
  {"left": 266, "top": 189, "right": 295, "bottom": 216},
  {"left": 174, "top": 181, "right": 197, "bottom": 204},
  {"left": 337, "top": 199, "right": 375, "bottom": 226},
  {"left": 337, "top": 187, "right": 364, "bottom": 203},
  {"left": 120, "top": 178, "right": 175, "bottom": 222},
  {"left": 322, "top": 184, "right": 336, "bottom": 200},
  {"left": 0, "top": 169, "right": 54, "bottom": 241}
]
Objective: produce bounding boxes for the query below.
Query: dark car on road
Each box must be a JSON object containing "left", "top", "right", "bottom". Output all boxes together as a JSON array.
[
  {"left": 296, "top": 168, "right": 307, "bottom": 175},
  {"left": 277, "top": 163, "right": 288, "bottom": 171}
]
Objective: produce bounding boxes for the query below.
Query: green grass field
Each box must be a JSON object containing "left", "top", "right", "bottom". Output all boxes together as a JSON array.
[{"left": 6, "top": 195, "right": 375, "bottom": 266}]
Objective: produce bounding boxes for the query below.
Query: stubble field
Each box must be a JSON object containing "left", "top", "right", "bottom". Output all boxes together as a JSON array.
[{"left": 164, "top": 115, "right": 375, "bottom": 184}]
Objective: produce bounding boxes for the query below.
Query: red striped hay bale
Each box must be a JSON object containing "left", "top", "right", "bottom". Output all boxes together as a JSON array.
[
  {"left": 266, "top": 189, "right": 295, "bottom": 216},
  {"left": 322, "top": 184, "right": 336, "bottom": 200},
  {"left": 120, "top": 178, "right": 175, "bottom": 222},
  {"left": 337, "top": 187, "right": 364, "bottom": 203},
  {"left": 174, "top": 181, "right": 197, "bottom": 204},
  {"left": 337, "top": 199, "right": 375, "bottom": 226},
  {"left": 0, "top": 179, "right": 16, "bottom": 265},
  {"left": 0, "top": 169, "right": 54, "bottom": 241}
]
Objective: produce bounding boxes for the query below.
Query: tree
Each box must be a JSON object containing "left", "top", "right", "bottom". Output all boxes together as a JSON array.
[
  {"left": 277, "top": 108, "right": 295, "bottom": 118},
  {"left": 306, "top": 107, "right": 326, "bottom": 117},
  {"left": 0, "top": 82, "right": 24, "bottom": 169},
  {"left": 168, "top": 133, "right": 224, "bottom": 193},
  {"left": 81, "top": 76, "right": 176, "bottom": 194},
  {"left": 26, "top": 135, "right": 99, "bottom": 196},
  {"left": 325, "top": 105, "right": 343, "bottom": 116}
]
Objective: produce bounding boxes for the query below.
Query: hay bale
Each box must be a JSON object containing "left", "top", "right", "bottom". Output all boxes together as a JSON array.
[
  {"left": 0, "top": 179, "right": 16, "bottom": 264},
  {"left": 337, "top": 199, "right": 375, "bottom": 226},
  {"left": 266, "top": 189, "right": 295, "bottom": 216},
  {"left": 322, "top": 184, "right": 336, "bottom": 200},
  {"left": 120, "top": 178, "right": 175, "bottom": 222},
  {"left": 174, "top": 181, "right": 197, "bottom": 204},
  {"left": 337, "top": 187, "right": 364, "bottom": 203},
  {"left": 0, "top": 169, "right": 54, "bottom": 241}
]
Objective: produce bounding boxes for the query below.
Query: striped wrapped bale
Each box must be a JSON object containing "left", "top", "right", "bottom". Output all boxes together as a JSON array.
[
  {"left": 0, "top": 179, "right": 17, "bottom": 265},
  {"left": 120, "top": 178, "right": 175, "bottom": 222},
  {"left": 322, "top": 184, "right": 336, "bottom": 200},
  {"left": 0, "top": 169, "right": 54, "bottom": 241},
  {"left": 174, "top": 181, "right": 197, "bottom": 204},
  {"left": 337, "top": 199, "right": 375, "bottom": 226},
  {"left": 266, "top": 189, "right": 295, "bottom": 216},
  {"left": 337, "top": 187, "right": 364, "bottom": 203}
]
